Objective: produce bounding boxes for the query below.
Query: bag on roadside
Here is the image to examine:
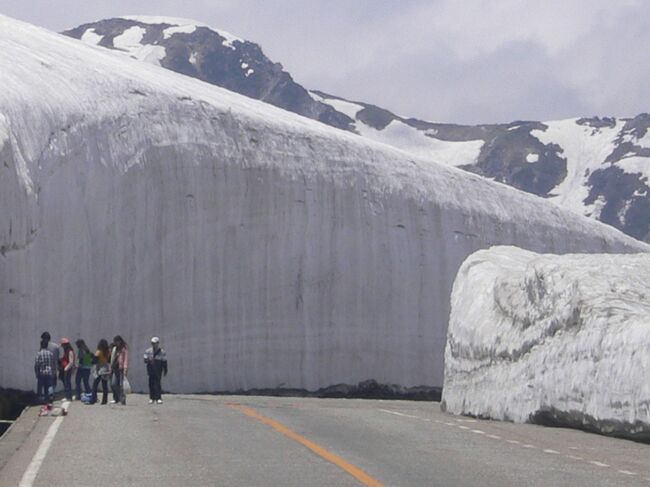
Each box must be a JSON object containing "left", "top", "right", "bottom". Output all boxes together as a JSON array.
[{"left": 122, "top": 376, "right": 132, "bottom": 395}]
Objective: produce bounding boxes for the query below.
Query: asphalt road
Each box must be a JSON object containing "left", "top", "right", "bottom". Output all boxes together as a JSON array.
[{"left": 1, "top": 394, "right": 649, "bottom": 486}]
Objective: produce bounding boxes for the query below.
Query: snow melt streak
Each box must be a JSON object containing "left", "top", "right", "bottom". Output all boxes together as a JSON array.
[{"left": 442, "top": 246, "right": 650, "bottom": 440}]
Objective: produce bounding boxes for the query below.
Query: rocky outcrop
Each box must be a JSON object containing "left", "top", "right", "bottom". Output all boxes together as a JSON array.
[{"left": 64, "top": 18, "right": 354, "bottom": 131}]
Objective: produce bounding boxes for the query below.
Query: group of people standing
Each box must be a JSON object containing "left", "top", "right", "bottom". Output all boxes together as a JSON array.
[{"left": 34, "top": 332, "right": 167, "bottom": 406}]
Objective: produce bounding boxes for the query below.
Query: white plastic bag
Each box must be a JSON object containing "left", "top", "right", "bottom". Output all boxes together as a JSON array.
[{"left": 122, "top": 376, "right": 132, "bottom": 395}]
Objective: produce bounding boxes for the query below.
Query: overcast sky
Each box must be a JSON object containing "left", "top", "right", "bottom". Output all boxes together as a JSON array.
[{"left": 1, "top": 0, "right": 649, "bottom": 124}]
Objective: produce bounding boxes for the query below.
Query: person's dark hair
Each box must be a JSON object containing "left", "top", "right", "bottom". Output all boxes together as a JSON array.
[
  {"left": 62, "top": 341, "right": 72, "bottom": 351},
  {"left": 113, "top": 335, "right": 126, "bottom": 348},
  {"left": 41, "top": 332, "right": 51, "bottom": 342},
  {"left": 97, "top": 339, "right": 109, "bottom": 355},
  {"left": 75, "top": 339, "right": 90, "bottom": 353},
  {"left": 40, "top": 339, "right": 48, "bottom": 350}
]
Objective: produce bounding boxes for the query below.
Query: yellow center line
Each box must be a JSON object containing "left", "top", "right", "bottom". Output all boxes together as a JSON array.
[{"left": 229, "top": 404, "right": 385, "bottom": 487}]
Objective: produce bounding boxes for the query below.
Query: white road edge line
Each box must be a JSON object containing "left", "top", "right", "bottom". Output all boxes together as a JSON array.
[
  {"left": 618, "top": 470, "right": 637, "bottom": 476},
  {"left": 18, "top": 401, "right": 70, "bottom": 487},
  {"left": 377, "top": 409, "right": 419, "bottom": 419}
]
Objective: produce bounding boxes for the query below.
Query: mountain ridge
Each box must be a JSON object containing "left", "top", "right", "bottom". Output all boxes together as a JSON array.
[{"left": 64, "top": 16, "right": 650, "bottom": 242}]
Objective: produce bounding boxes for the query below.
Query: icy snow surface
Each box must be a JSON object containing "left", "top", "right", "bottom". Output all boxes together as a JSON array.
[
  {"left": 113, "top": 26, "right": 146, "bottom": 51},
  {"left": 80, "top": 28, "right": 103, "bottom": 45},
  {"left": 531, "top": 119, "right": 622, "bottom": 216},
  {"left": 320, "top": 97, "right": 364, "bottom": 120},
  {"left": 163, "top": 24, "right": 197, "bottom": 39},
  {"left": 357, "top": 119, "right": 484, "bottom": 165},
  {"left": 0, "top": 113, "right": 8, "bottom": 147},
  {"left": 442, "top": 246, "right": 650, "bottom": 440},
  {"left": 617, "top": 155, "right": 650, "bottom": 182},
  {"left": 311, "top": 92, "right": 482, "bottom": 166},
  {"left": 526, "top": 153, "right": 539, "bottom": 163},
  {"left": 0, "top": 15, "right": 647, "bottom": 394},
  {"left": 119, "top": 16, "right": 242, "bottom": 49}
]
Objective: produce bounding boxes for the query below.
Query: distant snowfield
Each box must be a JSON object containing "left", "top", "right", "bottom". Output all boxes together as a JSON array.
[
  {"left": 357, "top": 119, "right": 484, "bottom": 166},
  {"left": 618, "top": 155, "right": 650, "bottom": 181},
  {"left": 309, "top": 92, "right": 484, "bottom": 165},
  {"left": 531, "top": 119, "right": 623, "bottom": 216},
  {"left": 113, "top": 25, "right": 146, "bottom": 51},
  {"left": 315, "top": 94, "right": 364, "bottom": 119},
  {"left": 80, "top": 28, "right": 102, "bottom": 45},
  {"left": 121, "top": 15, "right": 243, "bottom": 49},
  {"left": 443, "top": 246, "right": 650, "bottom": 441},
  {"left": 0, "top": 14, "right": 647, "bottom": 395}
]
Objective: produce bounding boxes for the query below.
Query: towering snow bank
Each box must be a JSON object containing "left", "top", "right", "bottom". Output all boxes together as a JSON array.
[
  {"left": 0, "top": 15, "right": 648, "bottom": 394},
  {"left": 442, "top": 246, "right": 650, "bottom": 441}
]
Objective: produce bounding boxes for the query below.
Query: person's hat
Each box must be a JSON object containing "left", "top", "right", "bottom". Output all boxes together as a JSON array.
[
  {"left": 151, "top": 336, "right": 160, "bottom": 344},
  {"left": 60, "top": 337, "right": 70, "bottom": 345}
]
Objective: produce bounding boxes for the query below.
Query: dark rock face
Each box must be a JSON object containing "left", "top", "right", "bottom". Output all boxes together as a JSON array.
[
  {"left": 63, "top": 19, "right": 354, "bottom": 131},
  {"left": 586, "top": 166, "right": 650, "bottom": 241},
  {"left": 465, "top": 123, "right": 568, "bottom": 196},
  {"left": 581, "top": 114, "right": 650, "bottom": 241},
  {"left": 213, "top": 380, "right": 441, "bottom": 401},
  {"left": 576, "top": 116, "right": 617, "bottom": 129}
]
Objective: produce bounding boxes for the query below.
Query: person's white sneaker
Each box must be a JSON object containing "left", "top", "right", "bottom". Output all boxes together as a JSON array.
[
  {"left": 109, "top": 400, "right": 117, "bottom": 404},
  {"left": 149, "top": 399, "right": 154, "bottom": 404},
  {"left": 156, "top": 399, "right": 163, "bottom": 404}
]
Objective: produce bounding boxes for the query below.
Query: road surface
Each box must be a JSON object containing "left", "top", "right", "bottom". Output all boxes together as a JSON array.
[{"left": 1, "top": 394, "right": 649, "bottom": 486}]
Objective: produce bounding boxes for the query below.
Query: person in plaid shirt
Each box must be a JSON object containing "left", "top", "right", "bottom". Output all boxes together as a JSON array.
[{"left": 34, "top": 340, "right": 56, "bottom": 404}]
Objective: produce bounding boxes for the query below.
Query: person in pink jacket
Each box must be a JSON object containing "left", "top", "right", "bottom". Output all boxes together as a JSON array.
[
  {"left": 109, "top": 335, "right": 129, "bottom": 405},
  {"left": 60, "top": 338, "right": 76, "bottom": 401}
]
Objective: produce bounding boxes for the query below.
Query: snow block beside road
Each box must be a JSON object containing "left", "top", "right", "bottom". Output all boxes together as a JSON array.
[{"left": 442, "top": 246, "right": 650, "bottom": 441}]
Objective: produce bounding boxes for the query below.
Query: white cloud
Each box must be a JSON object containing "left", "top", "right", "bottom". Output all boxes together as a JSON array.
[{"left": 0, "top": 0, "right": 648, "bottom": 124}]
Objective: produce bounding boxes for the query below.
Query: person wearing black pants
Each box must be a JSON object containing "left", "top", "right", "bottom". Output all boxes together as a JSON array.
[
  {"left": 91, "top": 339, "right": 111, "bottom": 405},
  {"left": 143, "top": 337, "right": 168, "bottom": 404}
]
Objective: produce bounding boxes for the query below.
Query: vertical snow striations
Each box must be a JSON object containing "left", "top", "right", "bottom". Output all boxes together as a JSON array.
[
  {"left": 0, "top": 15, "right": 648, "bottom": 394},
  {"left": 442, "top": 247, "right": 650, "bottom": 441}
]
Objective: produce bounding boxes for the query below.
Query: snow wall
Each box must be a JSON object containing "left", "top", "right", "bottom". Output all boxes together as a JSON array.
[
  {"left": 0, "top": 15, "right": 648, "bottom": 394},
  {"left": 442, "top": 246, "right": 650, "bottom": 441}
]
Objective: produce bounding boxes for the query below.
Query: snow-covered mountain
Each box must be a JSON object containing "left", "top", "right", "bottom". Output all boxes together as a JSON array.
[
  {"left": 63, "top": 17, "right": 353, "bottom": 131},
  {"left": 0, "top": 14, "right": 647, "bottom": 395},
  {"left": 66, "top": 17, "right": 650, "bottom": 243},
  {"left": 442, "top": 246, "right": 650, "bottom": 441}
]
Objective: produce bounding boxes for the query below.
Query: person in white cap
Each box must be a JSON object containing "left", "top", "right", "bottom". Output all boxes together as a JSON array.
[{"left": 143, "top": 337, "right": 167, "bottom": 404}]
